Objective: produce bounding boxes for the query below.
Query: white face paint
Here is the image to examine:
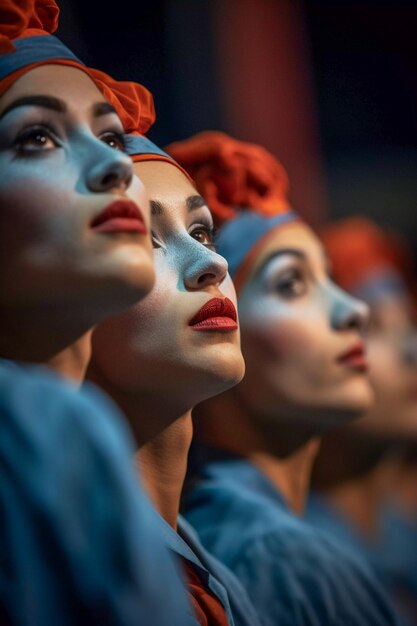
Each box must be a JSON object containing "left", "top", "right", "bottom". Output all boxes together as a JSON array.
[
  {"left": 0, "top": 65, "right": 154, "bottom": 320},
  {"left": 91, "top": 161, "right": 245, "bottom": 407},
  {"left": 234, "top": 222, "right": 374, "bottom": 429}
]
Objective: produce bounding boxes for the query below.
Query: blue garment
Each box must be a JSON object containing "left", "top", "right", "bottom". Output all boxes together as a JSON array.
[
  {"left": 307, "top": 494, "right": 417, "bottom": 625},
  {"left": 0, "top": 360, "right": 194, "bottom": 626},
  {"left": 156, "top": 513, "right": 262, "bottom": 626},
  {"left": 306, "top": 492, "right": 374, "bottom": 564},
  {"left": 380, "top": 504, "right": 417, "bottom": 599},
  {"left": 185, "top": 450, "right": 398, "bottom": 626}
]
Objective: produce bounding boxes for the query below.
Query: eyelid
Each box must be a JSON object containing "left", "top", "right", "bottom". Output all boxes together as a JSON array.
[
  {"left": 189, "top": 222, "right": 216, "bottom": 248},
  {"left": 151, "top": 230, "right": 165, "bottom": 250},
  {"left": 99, "top": 129, "right": 127, "bottom": 151},
  {"left": 13, "top": 121, "right": 62, "bottom": 154}
]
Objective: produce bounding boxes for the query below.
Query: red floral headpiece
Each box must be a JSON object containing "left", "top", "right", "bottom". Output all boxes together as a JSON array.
[
  {"left": 166, "top": 131, "right": 291, "bottom": 226},
  {"left": 0, "top": 0, "right": 156, "bottom": 135},
  {"left": 321, "top": 217, "right": 411, "bottom": 293}
]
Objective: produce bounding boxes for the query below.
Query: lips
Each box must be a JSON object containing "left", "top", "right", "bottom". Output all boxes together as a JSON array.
[
  {"left": 189, "top": 297, "right": 238, "bottom": 331},
  {"left": 337, "top": 342, "right": 368, "bottom": 372},
  {"left": 90, "top": 199, "right": 147, "bottom": 234}
]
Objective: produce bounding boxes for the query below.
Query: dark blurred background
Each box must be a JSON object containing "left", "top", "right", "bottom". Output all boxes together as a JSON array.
[{"left": 57, "top": 0, "right": 417, "bottom": 264}]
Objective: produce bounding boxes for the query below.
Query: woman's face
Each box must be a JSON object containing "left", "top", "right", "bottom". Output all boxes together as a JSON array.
[
  {"left": 0, "top": 65, "right": 154, "bottom": 320},
  {"left": 355, "top": 295, "right": 417, "bottom": 439},
  {"left": 235, "top": 222, "right": 373, "bottom": 429},
  {"left": 91, "top": 161, "right": 245, "bottom": 407}
]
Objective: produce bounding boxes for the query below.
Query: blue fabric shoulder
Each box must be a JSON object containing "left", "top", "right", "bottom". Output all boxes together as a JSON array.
[
  {"left": 185, "top": 454, "right": 399, "bottom": 626},
  {"left": 0, "top": 360, "right": 193, "bottom": 626}
]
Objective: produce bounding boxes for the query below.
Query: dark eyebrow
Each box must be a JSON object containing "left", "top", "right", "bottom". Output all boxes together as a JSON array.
[
  {"left": 253, "top": 248, "right": 307, "bottom": 279},
  {"left": 186, "top": 195, "right": 207, "bottom": 212},
  {"left": 150, "top": 195, "right": 208, "bottom": 217},
  {"left": 0, "top": 97, "right": 118, "bottom": 123},
  {"left": 92, "top": 102, "right": 118, "bottom": 117},
  {"left": 150, "top": 200, "right": 164, "bottom": 216},
  {"left": 0, "top": 95, "right": 67, "bottom": 121}
]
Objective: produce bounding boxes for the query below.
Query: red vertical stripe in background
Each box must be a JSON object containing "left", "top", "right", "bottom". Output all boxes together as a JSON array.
[{"left": 211, "top": 0, "right": 327, "bottom": 225}]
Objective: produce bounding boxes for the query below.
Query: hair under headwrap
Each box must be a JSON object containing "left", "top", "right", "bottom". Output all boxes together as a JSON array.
[
  {"left": 0, "top": 0, "right": 155, "bottom": 134},
  {"left": 320, "top": 217, "right": 412, "bottom": 303},
  {"left": 166, "top": 131, "right": 299, "bottom": 290}
]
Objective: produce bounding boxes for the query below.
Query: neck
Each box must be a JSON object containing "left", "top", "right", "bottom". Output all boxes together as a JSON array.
[
  {"left": 251, "top": 439, "right": 320, "bottom": 515},
  {"left": 46, "top": 331, "right": 92, "bottom": 386},
  {"left": 324, "top": 455, "right": 401, "bottom": 541},
  {"left": 0, "top": 306, "right": 93, "bottom": 374},
  {"left": 196, "top": 389, "right": 321, "bottom": 514},
  {"left": 135, "top": 412, "right": 193, "bottom": 528},
  {"left": 87, "top": 360, "right": 194, "bottom": 528}
]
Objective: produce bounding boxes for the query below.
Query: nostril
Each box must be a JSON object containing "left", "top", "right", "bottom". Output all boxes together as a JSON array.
[
  {"left": 101, "top": 172, "right": 119, "bottom": 188},
  {"left": 197, "top": 273, "right": 216, "bottom": 285}
]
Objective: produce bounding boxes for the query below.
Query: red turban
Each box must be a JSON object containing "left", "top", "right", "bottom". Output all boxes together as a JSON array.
[
  {"left": 321, "top": 217, "right": 411, "bottom": 293},
  {"left": 0, "top": 0, "right": 58, "bottom": 52},
  {"left": 0, "top": 0, "right": 156, "bottom": 135},
  {"left": 166, "top": 131, "right": 291, "bottom": 225}
]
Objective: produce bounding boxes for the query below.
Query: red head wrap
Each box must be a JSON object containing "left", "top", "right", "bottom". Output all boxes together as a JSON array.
[
  {"left": 321, "top": 217, "right": 411, "bottom": 293},
  {"left": 0, "top": 0, "right": 58, "bottom": 52},
  {"left": 165, "top": 131, "right": 291, "bottom": 225},
  {"left": 0, "top": 0, "right": 155, "bottom": 134}
]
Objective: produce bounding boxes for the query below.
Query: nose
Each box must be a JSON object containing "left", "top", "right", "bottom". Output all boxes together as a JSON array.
[
  {"left": 86, "top": 143, "right": 133, "bottom": 193},
  {"left": 183, "top": 244, "right": 228, "bottom": 290},
  {"left": 329, "top": 283, "right": 370, "bottom": 334}
]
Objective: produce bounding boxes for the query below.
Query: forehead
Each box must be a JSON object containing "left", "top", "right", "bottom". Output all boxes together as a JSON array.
[
  {"left": 133, "top": 161, "right": 197, "bottom": 212},
  {"left": 248, "top": 221, "right": 324, "bottom": 278},
  {"left": 0, "top": 65, "right": 105, "bottom": 116}
]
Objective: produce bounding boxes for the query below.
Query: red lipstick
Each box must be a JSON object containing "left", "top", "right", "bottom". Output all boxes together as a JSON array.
[
  {"left": 337, "top": 342, "right": 368, "bottom": 372},
  {"left": 90, "top": 199, "right": 147, "bottom": 234},
  {"left": 189, "top": 297, "right": 238, "bottom": 331}
]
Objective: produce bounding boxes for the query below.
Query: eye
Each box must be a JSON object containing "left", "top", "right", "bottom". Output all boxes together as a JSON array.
[
  {"left": 100, "top": 131, "right": 126, "bottom": 152},
  {"left": 189, "top": 224, "right": 216, "bottom": 250},
  {"left": 151, "top": 230, "right": 163, "bottom": 249},
  {"left": 274, "top": 268, "right": 306, "bottom": 298},
  {"left": 15, "top": 124, "right": 59, "bottom": 155}
]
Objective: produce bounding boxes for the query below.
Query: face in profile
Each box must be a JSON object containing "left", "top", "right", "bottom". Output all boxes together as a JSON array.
[
  {"left": 91, "top": 161, "right": 245, "bottom": 408},
  {"left": 354, "top": 294, "right": 417, "bottom": 439},
  {"left": 0, "top": 65, "right": 154, "bottom": 320},
  {"left": 234, "top": 221, "right": 373, "bottom": 429}
]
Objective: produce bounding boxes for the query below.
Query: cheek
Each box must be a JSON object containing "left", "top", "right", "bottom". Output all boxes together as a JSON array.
[
  {"left": 242, "top": 312, "right": 318, "bottom": 367},
  {"left": 222, "top": 274, "right": 238, "bottom": 306},
  {"left": 93, "top": 269, "right": 176, "bottom": 376},
  {"left": 368, "top": 340, "right": 401, "bottom": 395},
  {"left": 126, "top": 176, "right": 151, "bottom": 231},
  {"left": 0, "top": 168, "right": 76, "bottom": 250}
]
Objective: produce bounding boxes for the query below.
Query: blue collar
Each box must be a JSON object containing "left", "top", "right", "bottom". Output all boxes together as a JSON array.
[
  {"left": 191, "top": 445, "right": 290, "bottom": 511},
  {"left": 154, "top": 512, "right": 236, "bottom": 626}
]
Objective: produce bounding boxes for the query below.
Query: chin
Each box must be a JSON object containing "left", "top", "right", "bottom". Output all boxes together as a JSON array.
[
  {"left": 98, "top": 248, "right": 155, "bottom": 309},
  {"left": 319, "top": 387, "right": 375, "bottom": 426},
  {"left": 186, "top": 345, "right": 246, "bottom": 404}
]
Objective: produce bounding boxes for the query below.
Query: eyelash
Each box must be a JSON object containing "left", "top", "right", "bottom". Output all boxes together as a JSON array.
[
  {"left": 273, "top": 267, "right": 306, "bottom": 299},
  {"left": 99, "top": 130, "right": 126, "bottom": 152},
  {"left": 189, "top": 222, "right": 216, "bottom": 250},
  {"left": 13, "top": 123, "right": 126, "bottom": 157},
  {"left": 14, "top": 121, "right": 61, "bottom": 155},
  {"left": 151, "top": 223, "right": 217, "bottom": 250}
]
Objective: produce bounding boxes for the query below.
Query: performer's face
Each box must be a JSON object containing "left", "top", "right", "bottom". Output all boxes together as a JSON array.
[
  {"left": 91, "top": 161, "right": 245, "bottom": 408},
  {"left": 0, "top": 65, "right": 154, "bottom": 321},
  {"left": 354, "top": 293, "right": 417, "bottom": 439},
  {"left": 235, "top": 222, "right": 373, "bottom": 429}
]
